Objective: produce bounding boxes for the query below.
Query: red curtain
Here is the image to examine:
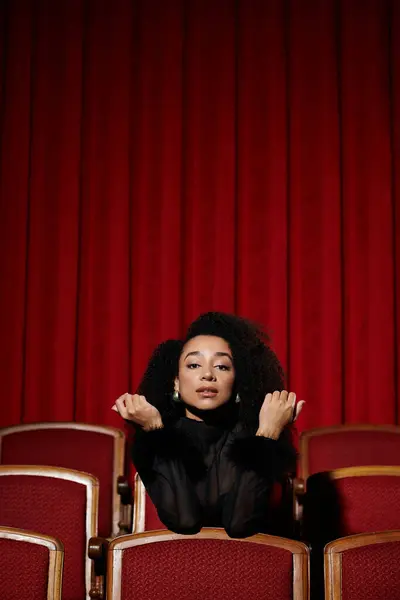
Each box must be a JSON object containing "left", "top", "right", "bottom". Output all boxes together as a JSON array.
[{"left": 0, "top": 0, "right": 399, "bottom": 431}]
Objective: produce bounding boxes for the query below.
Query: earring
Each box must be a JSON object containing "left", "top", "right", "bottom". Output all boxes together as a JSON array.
[
  {"left": 173, "top": 390, "right": 181, "bottom": 403},
  {"left": 235, "top": 394, "right": 241, "bottom": 404}
]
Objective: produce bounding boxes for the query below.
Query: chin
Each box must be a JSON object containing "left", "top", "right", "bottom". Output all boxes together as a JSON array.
[
  {"left": 187, "top": 398, "right": 228, "bottom": 411},
  {"left": 193, "top": 401, "right": 220, "bottom": 411}
]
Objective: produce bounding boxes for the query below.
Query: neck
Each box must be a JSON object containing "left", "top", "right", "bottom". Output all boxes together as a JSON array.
[
  {"left": 185, "top": 409, "right": 203, "bottom": 421},
  {"left": 183, "top": 402, "right": 238, "bottom": 428}
]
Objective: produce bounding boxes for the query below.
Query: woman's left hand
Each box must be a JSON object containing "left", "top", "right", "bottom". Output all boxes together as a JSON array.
[{"left": 257, "top": 390, "right": 305, "bottom": 439}]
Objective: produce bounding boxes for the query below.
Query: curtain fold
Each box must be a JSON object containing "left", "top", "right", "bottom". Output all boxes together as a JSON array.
[{"left": 0, "top": 0, "right": 399, "bottom": 430}]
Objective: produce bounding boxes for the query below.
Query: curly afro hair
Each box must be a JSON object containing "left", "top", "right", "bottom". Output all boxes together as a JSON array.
[{"left": 136, "top": 312, "right": 285, "bottom": 431}]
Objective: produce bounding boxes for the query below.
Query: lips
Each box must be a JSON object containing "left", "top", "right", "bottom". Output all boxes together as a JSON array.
[{"left": 196, "top": 386, "right": 218, "bottom": 398}]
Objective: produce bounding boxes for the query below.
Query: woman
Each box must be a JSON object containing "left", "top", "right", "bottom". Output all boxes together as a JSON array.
[{"left": 112, "top": 312, "right": 304, "bottom": 538}]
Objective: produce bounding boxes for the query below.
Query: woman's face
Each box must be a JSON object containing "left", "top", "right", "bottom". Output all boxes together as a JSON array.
[{"left": 175, "top": 335, "right": 236, "bottom": 412}]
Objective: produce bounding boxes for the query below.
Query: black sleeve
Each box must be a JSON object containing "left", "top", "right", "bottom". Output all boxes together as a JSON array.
[
  {"left": 220, "top": 427, "right": 297, "bottom": 538},
  {"left": 226, "top": 426, "right": 297, "bottom": 478},
  {"left": 131, "top": 426, "right": 203, "bottom": 534}
]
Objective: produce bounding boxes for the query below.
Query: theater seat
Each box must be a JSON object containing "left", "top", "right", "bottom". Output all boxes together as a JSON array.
[
  {"left": 303, "top": 465, "right": 400, "bottom": 544},
  {"left": 0, "top": 422, "right": 129, "bottom": 537},
  {"left": 0, "top": 526, "right": 64, "bottom": 600},
  {"left": 298, "top": 424, "right": 400, "bottom": 479},
  {"left": 0, "top": 465, "right": 98, "bottom": 600},
  {"left": 325, "top": 530, "right": 400, "bottom": 600},
  {"left": 106, "top": 528, "right": 309, "bottom": 600},
  {"left": 294, "top": 425, "right": 400, "bottom": 530}
]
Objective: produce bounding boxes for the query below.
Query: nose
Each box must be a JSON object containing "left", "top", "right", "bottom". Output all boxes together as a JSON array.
[{"left": 201, "top": 370, "right": 216, "bottom": 381}]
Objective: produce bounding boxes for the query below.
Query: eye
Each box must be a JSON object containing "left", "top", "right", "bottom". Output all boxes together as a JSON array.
[
  {"left": 215, "top": 364, "right": 231, "bottom": 371},
  {"left": 187, "top": 363, "right": 200, "bottom": 369}
]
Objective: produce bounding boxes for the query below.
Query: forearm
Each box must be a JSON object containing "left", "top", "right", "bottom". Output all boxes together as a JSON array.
[
  {"left": 220, "top": 458, "right": 275, "bottom": 538},
  {"left": 132, "top": 431, "right": 203, "bottom": 534},
  {"left": 221, "top": 430, "right": 296, "bottom": 538},
  {"left": 227, "top": 427, "right": 297, "bottom": 479}
]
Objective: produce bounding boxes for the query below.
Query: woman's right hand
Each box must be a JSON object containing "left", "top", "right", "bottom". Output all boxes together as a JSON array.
[
  {"left": 257, "top": 390, "right": 305, "bottom": 440},
  {"left": 112, "top": 393, "right": 163, "bottom": 431}
]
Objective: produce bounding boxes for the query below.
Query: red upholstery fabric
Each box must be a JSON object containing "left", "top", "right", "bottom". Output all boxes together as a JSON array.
[
  {"left": 0, "top": 537, "right": 49, "bottom": 600},
  {"left": 304, "top": 472, "right": 400, "bottom": 546},
  {"left": 341, "top": 541, "right": 400, "bottom": 600},
  {"left": 0, "top": 474, "right": 87, "bottom": 599},
  {"left": 1, "top": 428, "right": 114, "bottom": 536},
  {"left": 305, "top": 430, "right": 400, "bottom": 477},
  {"left": 145, "top": 493, "right": 166, "bottom": 531},
  {"left": 336, "top": 475, "right": 400, "bottom": 535},
  {"left": 120, "top": 539, "right": 293, "bottom": 600}
]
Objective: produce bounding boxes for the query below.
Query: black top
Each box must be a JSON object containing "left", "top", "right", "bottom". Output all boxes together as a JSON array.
[{"left": 131, "top": 416, "right": 297, "bottom": 538}]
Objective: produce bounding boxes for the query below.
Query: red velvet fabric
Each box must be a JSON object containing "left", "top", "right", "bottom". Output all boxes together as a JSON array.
[
  {"left": 1, "top": 427, "right": 114, "bottom": 536},
  {"left": 336, "top": 475, "right": 400, "bottom": 535},
  {"left": 120, "top": 539, "right": 293, "bottom": 600},
  {"left": 341, "top": 541, "right": 400, "bottom": 600},
  {"left": 304, "top": 472, "right": 400, "bottom": 546},
  {"left": 0, "top": 474, "right": 87, "bottom": 600},
  {"left": 1, "top": 0, "right": 400, "bottom": 434},
  {"left": 0, "top": 537, "right": 49, "bottom": 600},
  {"left": 304, "top": 430, "right": 400, "bottom": 477}
]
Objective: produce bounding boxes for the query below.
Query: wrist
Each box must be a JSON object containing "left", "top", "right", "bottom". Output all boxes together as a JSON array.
[
  {"left": 143, "top": 417, "right": 164, "bottom": 432},
  {"left": 256, "top": 426, "right": 281, "bottom": 440}
]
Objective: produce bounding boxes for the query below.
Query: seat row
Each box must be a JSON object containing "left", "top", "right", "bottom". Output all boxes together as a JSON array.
[
  {"left": 2, "top": 525, "right": 400, "bottom": 600},
  {"left": 1, "top": 422, "right": 400, "bottom": 599}
]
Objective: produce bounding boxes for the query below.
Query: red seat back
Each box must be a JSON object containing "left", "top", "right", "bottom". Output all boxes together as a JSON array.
[
  {"left": 335, "top": 470, "right": 400, "bottom": 535},
  {"left": 0, "top": 466, "right": 98, "bottom": 599},
  {"left": 304, "top": 466, "right": 400, "bottom": 544},
  {"left": 107, "top": 530, "right": 309, "bottom": 600},
  {"left": 0, "top": 527, "right": 63, "bottom": 600},
  {"left": 325, "top": 531, "right": 400, "bottom": 600},
  {"left": 0, "top": 423, "right": 125, "bottom": 537},
  {"left": 299, "top": 425, "right": 400, "bottom": 478}
]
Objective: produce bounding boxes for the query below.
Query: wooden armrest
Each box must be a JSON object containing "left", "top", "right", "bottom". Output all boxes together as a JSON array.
[
  {"left": 292, "top": 477, "right": 305, "bottom": 530},
  {"left": 89, "top": 537, "right": 110, "bottom": 599},
  {"left": 117, "top": 475, "right": 132, "bottom": 505},
  {"left": 293, "top": 477, "right": 305, "bottom": 498},
  {"left": 117, "top": 475, "right": 133, "bottom": 533},
  {"left": 89, "top": 536, "right": 109, "bottom": 564}
]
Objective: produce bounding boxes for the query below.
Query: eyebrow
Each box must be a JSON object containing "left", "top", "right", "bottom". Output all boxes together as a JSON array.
[{"left": 184, "top": 351, "right": 233, "bottom": 361}]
